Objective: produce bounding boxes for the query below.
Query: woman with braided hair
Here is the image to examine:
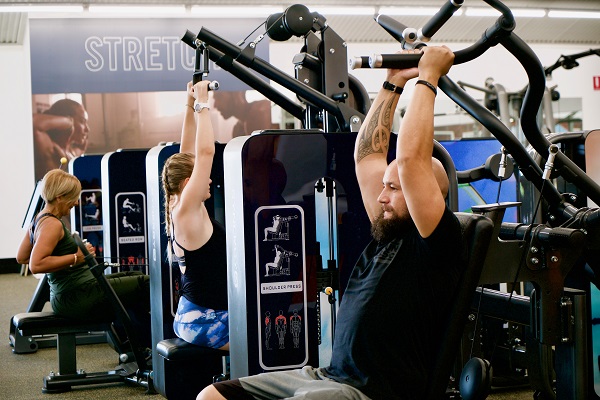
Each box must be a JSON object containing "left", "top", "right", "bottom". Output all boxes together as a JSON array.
[{"left": 161, "top": 80, "right": 228, "bottom": 350}]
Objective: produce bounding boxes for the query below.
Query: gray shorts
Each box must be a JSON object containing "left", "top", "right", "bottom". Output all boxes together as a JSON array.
[{"left": 238, "top": 366, "right": 372, "bottom": 400}]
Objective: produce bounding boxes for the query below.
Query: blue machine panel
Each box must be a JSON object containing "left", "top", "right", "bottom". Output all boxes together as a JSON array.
[{"left": 70, "top": 154, "right": 104, "bottom": 260}]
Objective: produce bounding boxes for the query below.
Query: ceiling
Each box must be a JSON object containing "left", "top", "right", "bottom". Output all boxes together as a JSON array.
[{"left": 1, "top": 0, "right": 600, "bottom": 46}]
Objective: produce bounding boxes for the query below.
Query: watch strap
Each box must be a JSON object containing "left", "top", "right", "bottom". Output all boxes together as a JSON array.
[
  {"left": 194, "top": 100, "right": 210, "bottom": 112},
  {"left": 382, "top": 81, "right": 403, "bottom": 94}
]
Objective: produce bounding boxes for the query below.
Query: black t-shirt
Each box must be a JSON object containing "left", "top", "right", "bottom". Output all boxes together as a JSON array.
[{"left": 324, "top": 207, "right": 466, "bottom": 400}]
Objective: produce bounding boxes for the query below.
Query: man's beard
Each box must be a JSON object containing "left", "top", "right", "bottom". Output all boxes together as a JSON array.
[{"left": 371, "top": 210, "right": 413, "bottom": 242}]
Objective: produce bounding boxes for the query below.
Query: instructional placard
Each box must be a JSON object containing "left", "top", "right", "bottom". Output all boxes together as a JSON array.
[{"left": 255, "top": 205, "right": 308, "bottom": 370}]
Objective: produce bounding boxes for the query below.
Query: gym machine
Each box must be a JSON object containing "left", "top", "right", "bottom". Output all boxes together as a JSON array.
[
  {"left": 101, "top": 149, "right": 150, "bottom": 274},
  {"left": 351, "top": 1, "right": 600, "bottom": 399},
  {"left": 176, "top": 2, "right": 490, "bottom": 396},
  {"left": 456, "top": 47, "right": 600, "bottom": 142},
  {"left": 147, "top": 142, "right": 230, "bottom": 400},
  {"left": 181, "top": 4, "right": 370, "bottom": 134},
  {"left": 157, "top": 5, "right": 375, "bottom": 386}
]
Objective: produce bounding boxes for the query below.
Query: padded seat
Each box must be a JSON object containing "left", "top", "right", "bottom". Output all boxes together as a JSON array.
[
  {"left": 13, "top": 312, "right": 109, "bottom": 336},
  {"left": 155, "top": 337, "right": 229, "bottom": 400},
  {"left": 157, "top": 337, "right": 228, "bottom": 361},
  {"left": 12, "top": 311, "right": 122, "bottom": 393}
]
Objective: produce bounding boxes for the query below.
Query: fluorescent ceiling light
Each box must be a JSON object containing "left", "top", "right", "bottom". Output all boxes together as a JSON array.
[
  {"left": 513, "top": 9, "right": 546, "bottom": 18},
  {"left": 465, "top": 7, "right": 500, "bottom": 17},
  {"left": 310, "top": 7, "right": 376, "bottom": 16},
  {"left": 0, "top": 5, "right": 84, "bottom": 13},
  {"left": 467, "top": 8, "right": 545, "bottom": 17},
  {"left": 190, "top": 6, "right": 284, "bottom": 18},
  {"left": 548, "top": 10, "right": 600, "bottom": 19},
  {"left": 88, "top": 5, "right": 186, "bottom": 15},
  {"left": 379, "top": 7, "right": 463, "bottom": 17}
]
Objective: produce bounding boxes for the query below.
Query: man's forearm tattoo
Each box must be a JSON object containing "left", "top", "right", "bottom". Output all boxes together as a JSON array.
[{"left": 356, "top": 99, "right": 394, "bottom": 163}]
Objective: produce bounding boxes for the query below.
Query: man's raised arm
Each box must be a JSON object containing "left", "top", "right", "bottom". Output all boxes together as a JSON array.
[
  {"left": 354, "top": 54, "right": 419, "bottom": 222},
  {"left": 396, "top": 46, "right": 454, "bottom": 237}
]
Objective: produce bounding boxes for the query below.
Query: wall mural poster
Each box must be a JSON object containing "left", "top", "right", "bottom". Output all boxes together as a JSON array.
[
  {"left": 29, "top": 18, "right": 274, "bottom": 181},
  {"left": 31, "top": 90, "right": 273, "bottom": 181}
]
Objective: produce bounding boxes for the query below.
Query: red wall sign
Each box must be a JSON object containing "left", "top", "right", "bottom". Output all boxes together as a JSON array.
[{"left": 594, "top": 76, "right": 600, "bottom": 91}]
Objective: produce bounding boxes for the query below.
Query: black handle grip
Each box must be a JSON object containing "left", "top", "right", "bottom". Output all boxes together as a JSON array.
[
  {"left": 181, "top": 29, "right": 198, "bottom": 49},
  {"left": 499, "top": 223, "right": 585, "bottom": 247},
  {"left": 374, "top": 14, "right": 410, "bottom": 43},
  {"left": 369, "top": 53, "right": 422, "bottom": 69},
  {"left": 420, "top": 0, "right": 464, "bottom": 41},
  {"left": 72, "top": 232, "right": 102, "bottom": 273}
]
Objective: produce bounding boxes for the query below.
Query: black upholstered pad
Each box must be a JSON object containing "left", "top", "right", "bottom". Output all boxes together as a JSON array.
[
  {"left": 13, "top": 312, "right": 109, "bottom": 336},
  {"left": 156, "top": 337, "right": 228, "bottom": 361}
]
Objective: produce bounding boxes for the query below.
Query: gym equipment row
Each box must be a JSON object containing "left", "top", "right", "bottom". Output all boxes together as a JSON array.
[
  {"left": 187, "top": 0, "right": 600, "bottom": 398},
  {"left": 9, "top": 1, "right": 600, "bottom": 399}
]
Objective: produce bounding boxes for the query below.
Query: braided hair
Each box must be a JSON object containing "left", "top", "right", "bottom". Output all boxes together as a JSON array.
[{"left": 161, "top": 152, "right": 194, "bottom": 262}]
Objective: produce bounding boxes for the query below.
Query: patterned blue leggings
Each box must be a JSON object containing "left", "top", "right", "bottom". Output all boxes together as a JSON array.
[{"left": 173, "top": 296, "right": 229, "bottom": 349}]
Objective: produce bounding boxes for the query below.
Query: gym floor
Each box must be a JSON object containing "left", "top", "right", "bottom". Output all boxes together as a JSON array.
[{"left": 1, "top": 272, "right": 536, "bottom": 399}]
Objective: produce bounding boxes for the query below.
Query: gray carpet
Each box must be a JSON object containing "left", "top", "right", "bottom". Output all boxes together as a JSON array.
[{"left": 0, "top": 272, "right": 536, "bottom": 399}]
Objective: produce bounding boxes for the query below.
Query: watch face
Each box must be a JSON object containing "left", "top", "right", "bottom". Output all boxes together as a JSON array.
[{"left": 193, "top": 102, "right": 209, "bottom": 112}]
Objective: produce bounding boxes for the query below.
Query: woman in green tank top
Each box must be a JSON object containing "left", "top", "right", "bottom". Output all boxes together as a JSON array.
[{"left": 16, "top": 169, "right": 151, "bottom": 347}]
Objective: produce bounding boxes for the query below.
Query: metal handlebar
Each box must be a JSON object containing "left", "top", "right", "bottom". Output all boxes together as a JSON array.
[
  {"left": 420, "top": 0, "right": 465, "bottom": 41},
  {"left": 353, "top": 0, "right": 600, "bottom": 222},
  {"left": 195, "top": 26, "right": 364, "bottom": 131}
]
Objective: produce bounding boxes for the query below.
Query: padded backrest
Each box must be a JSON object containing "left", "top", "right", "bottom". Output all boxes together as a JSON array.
[{"left": 425, "top": 212, "right": 494, "bottom": 400}]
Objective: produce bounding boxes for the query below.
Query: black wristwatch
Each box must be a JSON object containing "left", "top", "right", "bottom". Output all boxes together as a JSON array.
[{"left": 382, "top": 81, "right": 403, "bottom": 94}]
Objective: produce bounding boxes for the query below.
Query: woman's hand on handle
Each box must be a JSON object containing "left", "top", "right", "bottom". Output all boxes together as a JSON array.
[
  {"left": 186, "top": 81, "right": 195, "bottom": 103},
  {"left": 84, "top": 242, "right": 96, "bottom": 258},
  {"left": 192, "top": 80, "right": 211, "bottom": 103}
]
